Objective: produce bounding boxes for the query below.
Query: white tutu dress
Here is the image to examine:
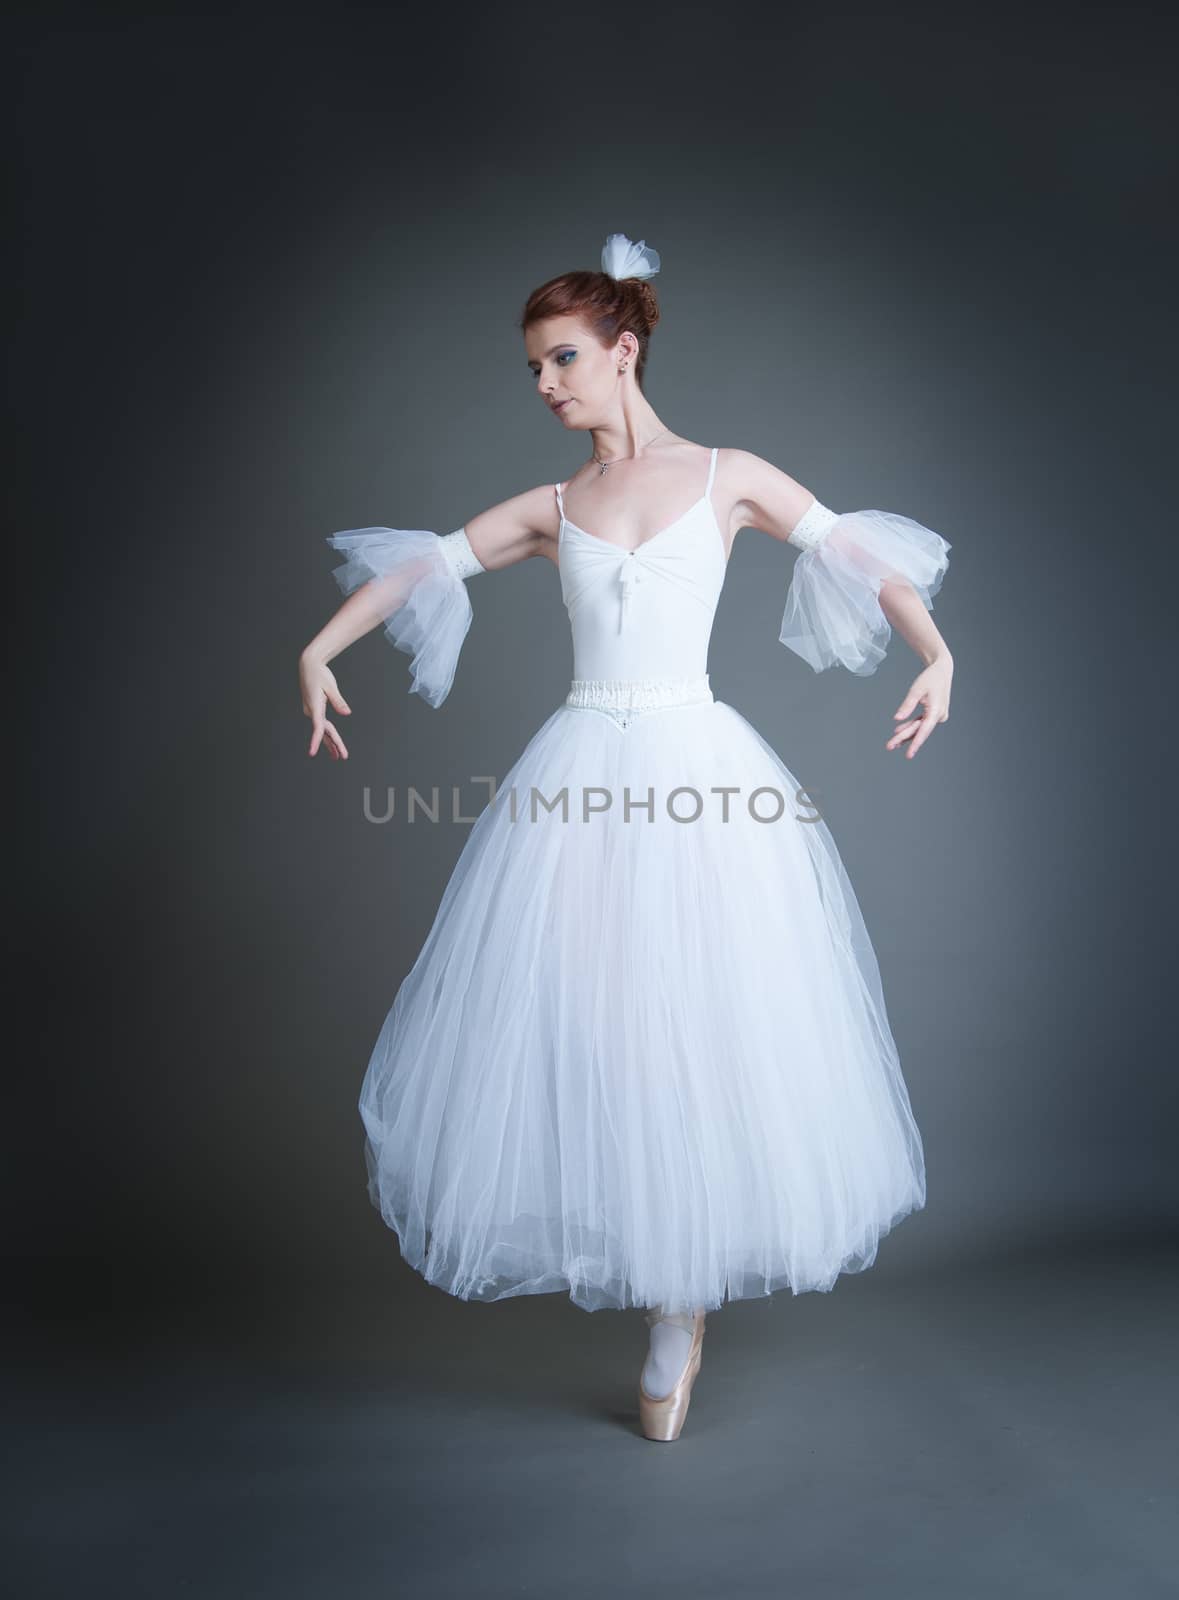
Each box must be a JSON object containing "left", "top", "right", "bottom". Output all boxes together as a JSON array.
[{"left": 326, "top": 446, "right": 951, "bottom": 1313}]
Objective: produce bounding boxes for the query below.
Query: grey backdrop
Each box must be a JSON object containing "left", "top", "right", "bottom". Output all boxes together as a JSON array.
[{"left": 12, "top": 7, "right": 1174, "bottom": 1337}]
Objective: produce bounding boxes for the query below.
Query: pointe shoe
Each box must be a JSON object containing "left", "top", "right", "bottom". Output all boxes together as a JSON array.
[{"left": 638, "top": 1309, "right": 706, "bottom": 1442}]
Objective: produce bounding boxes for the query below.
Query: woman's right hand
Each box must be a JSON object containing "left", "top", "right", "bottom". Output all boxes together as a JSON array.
[{"left": 300, "top": 647, "right": 353, "bottom": 761}]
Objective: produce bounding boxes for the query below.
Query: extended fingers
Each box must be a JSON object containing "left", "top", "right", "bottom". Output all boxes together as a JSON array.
[
  {"left": 904, "top": 717, "right": 935, "bottom": 758},
  {"left": 306, "top": 688, "right": 326, "bottom": 755},
  {"left": 886, "top": 717, "right": 922, "bottom": 751},
  {"left": 887, "top": 703, "right": 948, "bottom": 758},
  {"left": 894, "top": 691, "right": 920, "bottom": 721},
  {"left": 323, "top": 719, "right": 349, "bottom": 760}
]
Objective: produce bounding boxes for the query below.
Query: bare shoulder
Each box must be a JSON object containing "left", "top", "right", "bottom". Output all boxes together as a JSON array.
[
  {"left": 713, "top": 446, "right": 817, "bottom": 548},
  {"left": 463, "top": 481, "right": 563, "bottom": 571}
]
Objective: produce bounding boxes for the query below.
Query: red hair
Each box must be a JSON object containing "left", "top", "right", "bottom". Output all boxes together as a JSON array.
[{"left": 520, "top": 268, "right": 661, "bottom": 392}]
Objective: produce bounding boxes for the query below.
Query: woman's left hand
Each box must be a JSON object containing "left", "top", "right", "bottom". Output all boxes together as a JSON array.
[{"left": 887, "top": 655, "right": 953, "bottom": 759}]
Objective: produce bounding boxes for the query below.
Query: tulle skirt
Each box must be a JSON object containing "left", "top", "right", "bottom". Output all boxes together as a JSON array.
[{"left": 358, "top": 692, "right": 926, "bottom": 1313}]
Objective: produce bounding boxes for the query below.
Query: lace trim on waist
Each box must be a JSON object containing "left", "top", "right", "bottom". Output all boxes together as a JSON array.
[{"left": 565, "top": 674, "right": 713, "bottom": 712}]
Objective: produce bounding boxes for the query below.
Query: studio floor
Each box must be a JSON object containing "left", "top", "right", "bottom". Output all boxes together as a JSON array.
[{"left": 7, "top": 1236, "right": 1177, "bottom": 1598}]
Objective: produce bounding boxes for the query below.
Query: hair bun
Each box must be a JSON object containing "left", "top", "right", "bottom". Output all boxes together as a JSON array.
[{"left": 633, "top": 279, "right": 661, "bottom": 333}]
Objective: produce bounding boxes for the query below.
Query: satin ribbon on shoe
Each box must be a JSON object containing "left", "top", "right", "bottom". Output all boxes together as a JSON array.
[{"left": 644, "top": 1307, "right": 699, "bottom": 1331}]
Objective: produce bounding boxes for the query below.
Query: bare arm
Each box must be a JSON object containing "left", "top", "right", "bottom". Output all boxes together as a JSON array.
[
  {"left": 725, "top": 448, "right": 954, "bottom": 759},
  {"left": 300, "top": 483, "right": 555, "bottom": 760}
]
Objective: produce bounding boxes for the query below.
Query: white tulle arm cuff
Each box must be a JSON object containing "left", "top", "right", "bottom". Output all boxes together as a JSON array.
[
  {"left": 325, "top": 525, "right": 486, "bottom": 707},
  {"left": 780, "top": 501, "right": 951, "bottom": 675}
]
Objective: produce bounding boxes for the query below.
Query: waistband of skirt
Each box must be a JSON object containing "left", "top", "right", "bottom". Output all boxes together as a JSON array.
[{"left": 565, "top": 674, "right": 714, "bottom": 712}]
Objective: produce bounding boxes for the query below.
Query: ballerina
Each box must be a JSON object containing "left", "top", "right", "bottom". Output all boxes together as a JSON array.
[{"left": 299, "top": 232, "right": 953, "bottom": 1441}]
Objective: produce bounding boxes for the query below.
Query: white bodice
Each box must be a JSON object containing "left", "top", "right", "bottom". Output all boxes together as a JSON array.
[
  {"left": 557, "top": 447, "right": 726, "bottom": 683},
  {"left": 322, "top": 445, "right": 952, "bottom": 709}
]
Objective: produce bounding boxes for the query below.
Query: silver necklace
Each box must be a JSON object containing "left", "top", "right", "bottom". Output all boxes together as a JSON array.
[{"left": 592, "top": 428, "right": 670, "bottom": 476}]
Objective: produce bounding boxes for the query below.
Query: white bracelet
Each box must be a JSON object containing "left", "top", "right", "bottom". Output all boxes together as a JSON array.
[
  {"left": 437, "top": 526, "right": 487, "bottom": 580},
  {"left": 788, "top": 500, "right": 839, "bottom": 552}
]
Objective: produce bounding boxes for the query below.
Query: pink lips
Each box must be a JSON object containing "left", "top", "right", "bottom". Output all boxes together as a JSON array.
[{"left": 552, "top": 400, "right": 571, "bottom": 412}]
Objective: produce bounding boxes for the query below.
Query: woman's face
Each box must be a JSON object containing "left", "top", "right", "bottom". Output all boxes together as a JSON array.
[{"left": 524, "top": 316, "right": 632, "bottom": 427}]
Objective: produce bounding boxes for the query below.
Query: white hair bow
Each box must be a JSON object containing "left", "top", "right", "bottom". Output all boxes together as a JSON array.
[{"left": 601, "top": 232, "right": 661, "bottom": 281}]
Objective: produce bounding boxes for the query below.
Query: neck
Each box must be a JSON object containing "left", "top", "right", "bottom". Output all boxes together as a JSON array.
[{"left": 590, "top": 398, "right": 668, "bottom": 464}]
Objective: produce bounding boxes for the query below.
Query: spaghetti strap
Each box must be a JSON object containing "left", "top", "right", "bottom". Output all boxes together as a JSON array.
[
  {"left": 704, "top": 446, "right": 718, "bottom": 499},
  {"left": 554, "top": 481, "right": 566, "bottom": 519}
]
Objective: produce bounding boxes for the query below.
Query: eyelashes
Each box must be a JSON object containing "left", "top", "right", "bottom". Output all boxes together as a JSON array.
[{"left": 529, "top": 351, "right": 576, "bottom": 378}]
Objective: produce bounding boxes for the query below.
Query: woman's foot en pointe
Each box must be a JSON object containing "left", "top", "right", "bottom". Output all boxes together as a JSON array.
[{"left": 638, "top": 1307, "right": 707, "bottom": 1442}]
